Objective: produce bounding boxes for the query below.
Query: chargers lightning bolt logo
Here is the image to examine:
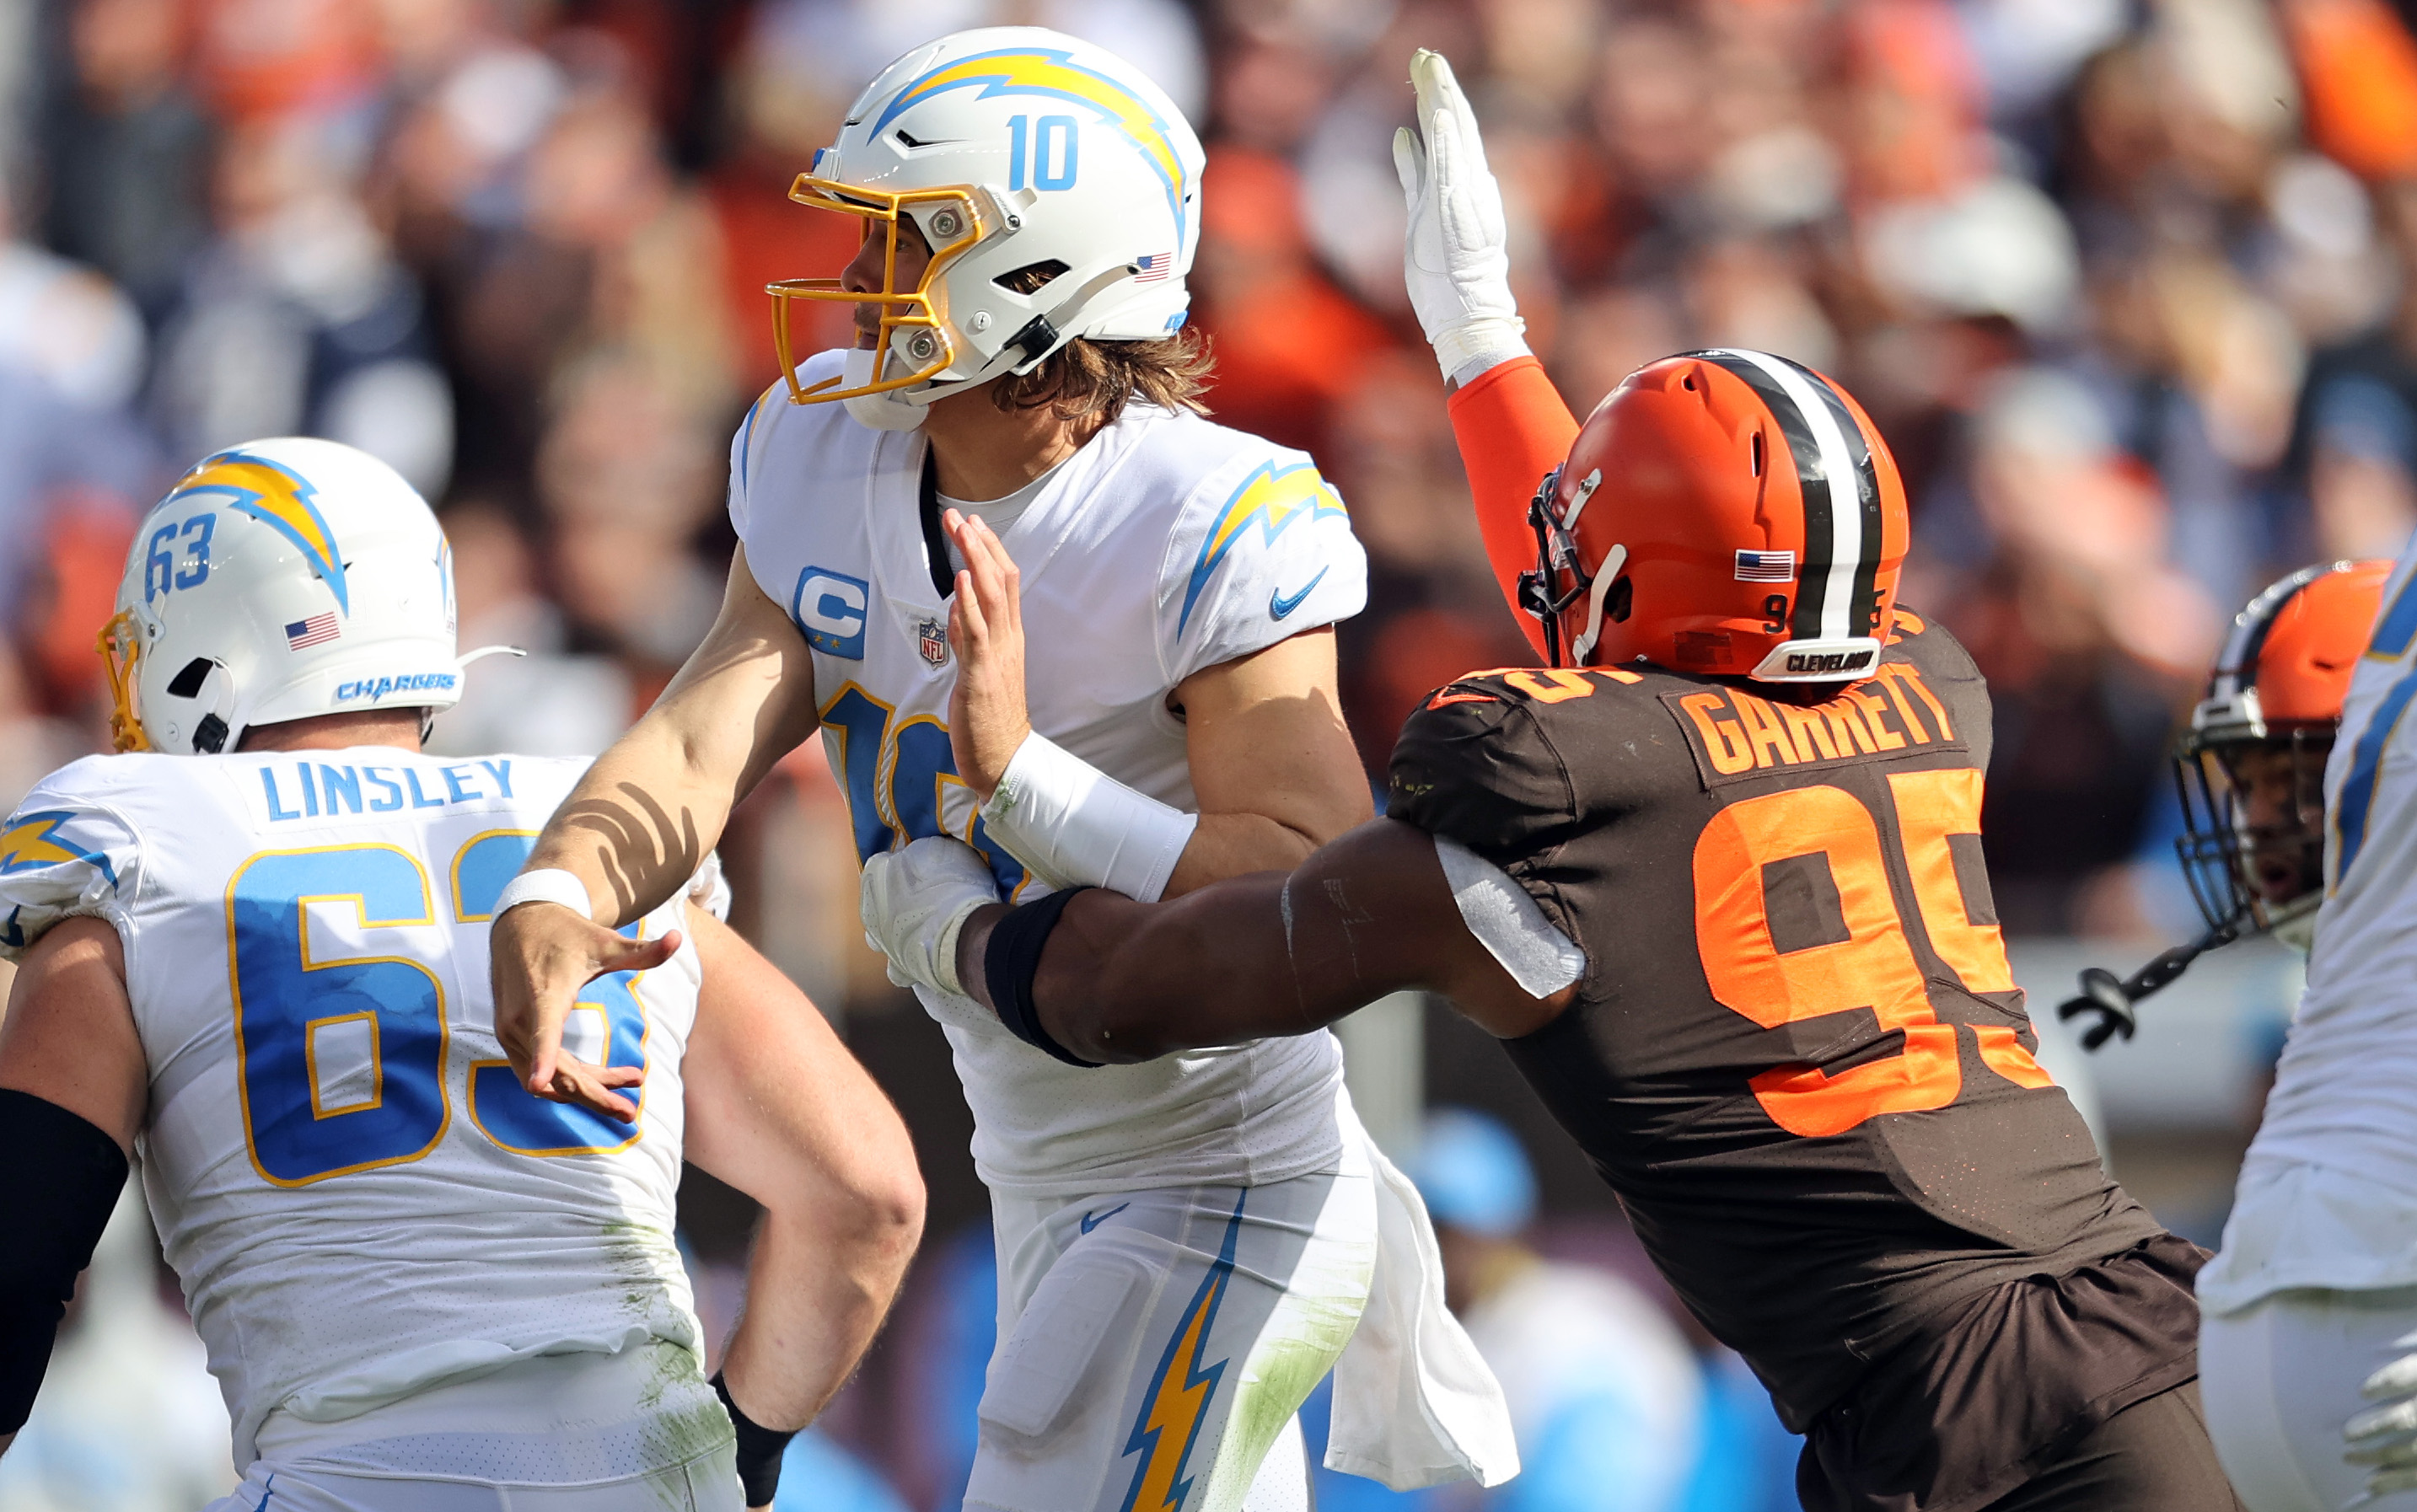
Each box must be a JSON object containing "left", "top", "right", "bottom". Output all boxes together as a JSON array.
[
  {"left": 1119, "top": 1193, "right": 1245, "bottom": 1512},
  {"left": 163, "top": 451, "right": 349, "bottom": 614},
  {"left": 875, "top": 49, "right": 1190, "bottom": 239},
  {"left": 1179, "top": 463, "right": 1347, "bottom": 635},
  {"left": 0, "top": 812, "right": 116, "bottom": 887}
]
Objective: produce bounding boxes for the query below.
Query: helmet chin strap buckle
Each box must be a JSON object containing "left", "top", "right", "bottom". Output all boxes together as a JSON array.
[{"left": 1007, "top": 313, "right": 1059, "bottom": 365}]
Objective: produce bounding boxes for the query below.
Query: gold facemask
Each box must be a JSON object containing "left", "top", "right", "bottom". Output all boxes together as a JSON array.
[
  {"left": 98, "top": 610, "right": 151, "bottom": 753},
  {"left": 768, "top": 174, "right": 991, "bottom": 405}
]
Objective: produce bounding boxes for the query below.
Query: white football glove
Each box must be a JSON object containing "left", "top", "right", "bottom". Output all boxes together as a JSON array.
[
  {"left": 1394, "top": 49, "right": 1528, "bottom": 385},
  {"left": 2345, "top": 1331, "right": 2417, "bottom": 1499},
  {"left": 860, "top": 836, "right": 1003, "bottom": 999}
]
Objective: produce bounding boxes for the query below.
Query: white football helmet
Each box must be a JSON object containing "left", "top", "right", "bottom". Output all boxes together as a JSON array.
[
  {"left": 100, "top": 437, "right": 515, "bottom": 754},
  {"left": 770, "top": 26, "right": 1206, "bottom": 427}
]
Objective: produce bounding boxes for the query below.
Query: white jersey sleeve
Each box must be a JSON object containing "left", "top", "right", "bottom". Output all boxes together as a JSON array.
[
  {"left": 727, "top": 378, "right": 789, "bottom": 550},
  {"left": 0, "top": 756, "right": 146, "bottom": 958},
  {"left": 1157, "top": 445, "right": 1367, "bottom": 686}
]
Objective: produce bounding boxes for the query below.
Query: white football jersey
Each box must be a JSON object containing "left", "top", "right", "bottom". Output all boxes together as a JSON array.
[
  {"left": 0, "top": 749, "right": 717, "bottom": 1466},
  {"left": 2202, "top": 541, "right": 2417, "bottom": 1311},
  {"left": 731, "top": 351, "right": 1366, "bottom": 1198}
]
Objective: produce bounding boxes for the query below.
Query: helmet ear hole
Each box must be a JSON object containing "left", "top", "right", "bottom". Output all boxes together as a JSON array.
[
  {"left": 996, "top": 260, "right": 1068, "bottom": 294},
  {"left": 1749, "top": 432, "right": 1764, "bottom": 477},
  {"left": 166, "top": 657, "right": 217, "bottom": 699},
  {"left": 1607, "top": 576, "right": 1634, "bottom": 624}
]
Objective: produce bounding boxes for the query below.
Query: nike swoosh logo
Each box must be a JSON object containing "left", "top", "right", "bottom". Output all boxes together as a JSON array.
[
  {"left": 1080, "top": 1204, "right": 1130, "bottom": 1234},
  {"left": 1269, "top": 567, "right": 1329, "bottom": 621}
]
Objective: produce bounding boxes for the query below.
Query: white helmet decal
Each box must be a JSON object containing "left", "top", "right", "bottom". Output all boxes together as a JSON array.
[
  {"left": 869, "top": 46, "right": 1193, "bottom": 246},
  {"left": 766, "top": 27, "right": 1206, "bottom": 419}
]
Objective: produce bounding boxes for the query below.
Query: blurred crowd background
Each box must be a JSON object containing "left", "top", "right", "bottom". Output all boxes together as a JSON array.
[{"left": 4, "top": 0, "right": 2414, "bottom": 1504}]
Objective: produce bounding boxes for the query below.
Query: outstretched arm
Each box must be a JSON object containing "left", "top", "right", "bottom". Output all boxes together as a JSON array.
[
  {"left": 492, "top": 548, "right": 822, "bottom": 1118},
  {"left": 1396, "top": 49, "right": 1579, "bottom": 661},
  {"left": 957, "top": 818, "right": 1572, "bottom": 1060},
  {"left": 682, "top": 908, "right": 923, "bottom": 1508}
]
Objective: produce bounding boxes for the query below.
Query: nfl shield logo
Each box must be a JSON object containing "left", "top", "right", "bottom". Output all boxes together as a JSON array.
[{"left": 916, "top": 617, "right": 948, "bottom": 666}]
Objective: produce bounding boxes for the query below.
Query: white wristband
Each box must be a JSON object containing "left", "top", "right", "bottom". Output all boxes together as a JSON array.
[
  {"left": 1434, "top": 316, "right": 1531, "bottom": 388},
  {"left": 980, "top": 732, "right": 1199, "bottom": 903},
  {"left": 493, "top": 867, "right": 598, "bottom": 923}
]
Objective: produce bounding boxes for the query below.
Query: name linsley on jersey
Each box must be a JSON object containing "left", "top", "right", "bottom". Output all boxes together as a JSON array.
[
  {"left": 0, "top": 749, "right": 728, "bottom": 1468},
  {"left": 729, "top": 349, "right": 1370, "bottom": 1199}
]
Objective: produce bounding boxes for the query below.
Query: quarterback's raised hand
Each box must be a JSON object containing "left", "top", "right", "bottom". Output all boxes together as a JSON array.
[
  {"left": 1394, "top": 49, "right": 1528, "bottom": 385},
  {"left": 944, "top": 509, "right": 1033, "bottom": 802},
  {"left": 490, "top": 900, "right": 678, "bottom": 1122}
]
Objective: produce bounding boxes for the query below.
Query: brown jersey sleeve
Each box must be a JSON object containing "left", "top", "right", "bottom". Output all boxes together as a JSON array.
[{"left": 1388, "top": 681, "right": 1570, "bottom": 858}]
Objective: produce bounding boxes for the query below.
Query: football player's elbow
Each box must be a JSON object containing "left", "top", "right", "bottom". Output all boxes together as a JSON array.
[
  {"left": 1061, "top": 997, "right": 1170, "bottom": 1065},
  {"left": 817, "top": 1123, "right": 925, "bottom": 1257}
]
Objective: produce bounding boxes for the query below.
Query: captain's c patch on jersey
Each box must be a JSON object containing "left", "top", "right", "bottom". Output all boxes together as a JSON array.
[
  {"left": 1663, "top": 662, "right": 1962, "bottom": 789},
  {"left": 792, "top": 566, "right": 871, "bottom": 659}
]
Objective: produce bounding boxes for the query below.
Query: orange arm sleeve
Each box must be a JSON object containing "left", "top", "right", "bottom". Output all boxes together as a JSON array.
[{"left": 1445, "top": 357, "right": 1580, "bottom": 662}]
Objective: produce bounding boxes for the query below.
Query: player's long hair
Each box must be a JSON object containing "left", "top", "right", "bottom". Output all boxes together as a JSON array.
[{"left": 991, "top": 329, "right": 1216, "bottom": 426}]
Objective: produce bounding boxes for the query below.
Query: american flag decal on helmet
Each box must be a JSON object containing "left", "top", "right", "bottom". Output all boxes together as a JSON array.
[
  {"left": 285, "top": 613, "right": 340, "bottom": 650},
  {"left": 1735, "top": 550, "right": 1795, "bottom": 582},
  {"left": 1133, "top": 252, "right": 1174, "bottom": 283}
]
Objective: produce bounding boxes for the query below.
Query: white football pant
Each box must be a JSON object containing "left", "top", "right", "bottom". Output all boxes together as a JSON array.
[
  {"left": 208, "top": 1342, "right": 742, "bottom": 1511},
  {"left": 969, "top": 1140, "right": 1378, "bottom": 1512},
  {"left": 2199, "top": 1284, "right": 2417, "bottom": 1511}
]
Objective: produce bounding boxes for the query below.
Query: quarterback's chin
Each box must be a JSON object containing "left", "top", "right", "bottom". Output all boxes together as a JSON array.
[{"left": 841, "top": 348, "right": 932, "bottom": 432}]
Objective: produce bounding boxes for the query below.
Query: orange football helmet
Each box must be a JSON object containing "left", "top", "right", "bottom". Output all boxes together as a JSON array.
[
  {"left": 1521, "top": 349, "right": 1911, "bottom": 680},
  {"left": 2175, "top": 559, "right": 2391, "bottom": 944}
]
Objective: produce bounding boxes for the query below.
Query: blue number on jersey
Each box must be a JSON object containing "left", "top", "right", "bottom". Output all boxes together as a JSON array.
[
  {"left": 230, "top": 833, "right": 662, "bottom": 1183},
  {"left": 819, "top": 684, "right": 1029, "bottom": 896},
  {"left": 228, "top": 845, "right": 448, "bottom": 1186},
  {"left": 454, "top": 829, "right": 649, "bottom": 1155}
]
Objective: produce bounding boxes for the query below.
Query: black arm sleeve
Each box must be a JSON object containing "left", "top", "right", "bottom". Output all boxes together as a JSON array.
[
  {"left": 0, "top": 1088, "right": 129, "bottom": 1434},
  {"left": 983, "top": 887, "right": 1103, "bottom": 1067}
]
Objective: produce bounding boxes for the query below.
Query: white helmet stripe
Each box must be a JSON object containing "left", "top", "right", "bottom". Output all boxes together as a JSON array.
[{"left": 1712, "top": 349, "right": 1865, "bottom": 643}]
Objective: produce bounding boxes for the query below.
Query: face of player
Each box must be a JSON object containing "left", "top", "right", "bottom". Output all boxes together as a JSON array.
[
  {"left": 840, "top": 217, "right": 936, "bottom": 350},
  {"left": 2228, "top": 743, "right": 2324, "bottom": 904}
]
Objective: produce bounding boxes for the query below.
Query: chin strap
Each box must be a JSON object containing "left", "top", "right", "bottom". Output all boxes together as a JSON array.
[
  {"left": 422, "top": 644, "right": 526, "bottom": 741},
  {"left": 2056, "top": 917, "right": 2242, "bottom": 1051}
]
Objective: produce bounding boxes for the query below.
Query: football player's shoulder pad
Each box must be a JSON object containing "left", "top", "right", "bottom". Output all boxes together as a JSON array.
[
  {"left": 1387, "top": 670, "right": 1592, "bottom": 872},
  {"left": 0, "top": 754, "right": 153, "bottom": 959}
]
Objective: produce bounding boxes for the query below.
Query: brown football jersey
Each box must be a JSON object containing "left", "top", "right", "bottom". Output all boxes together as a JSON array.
[{"left": 1386, "top": 611, "right": 2165, "bottom": 1432}]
